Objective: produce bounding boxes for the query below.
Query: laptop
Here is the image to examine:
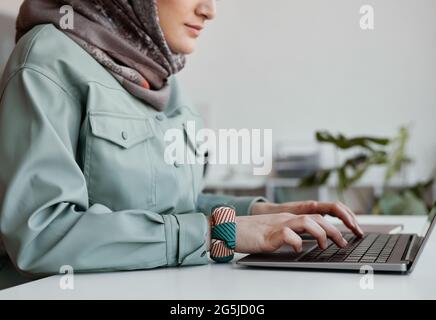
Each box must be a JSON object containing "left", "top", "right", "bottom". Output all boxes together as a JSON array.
[{"left": 237, "top": 206, "right": 436, "bottom": 274}]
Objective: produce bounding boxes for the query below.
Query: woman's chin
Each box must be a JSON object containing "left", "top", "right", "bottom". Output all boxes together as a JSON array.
[{"left": 170, "top": 41, "right": 197, "bottom": 55}]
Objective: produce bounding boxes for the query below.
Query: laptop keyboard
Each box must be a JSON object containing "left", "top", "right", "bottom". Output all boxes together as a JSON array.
[{"left": 299, "top": 233, "right": 400, "bottom": 263}]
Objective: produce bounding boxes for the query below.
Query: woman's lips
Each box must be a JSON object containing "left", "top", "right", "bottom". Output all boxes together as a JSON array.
[{"left": 185, "top": 24, "right": 203, "bottom": 37}]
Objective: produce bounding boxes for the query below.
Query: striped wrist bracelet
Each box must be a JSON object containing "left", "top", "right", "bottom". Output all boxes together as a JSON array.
[{"left": 210, "top": 205, "right": 237, "bottom": 263}]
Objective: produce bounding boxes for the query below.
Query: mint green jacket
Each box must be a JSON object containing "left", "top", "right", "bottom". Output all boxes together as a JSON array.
[{"left": 0, "top": 24, "right": 265, "bottom": 276}]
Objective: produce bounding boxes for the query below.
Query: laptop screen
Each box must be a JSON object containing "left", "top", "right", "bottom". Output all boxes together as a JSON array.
[
  {"left": 407, "top": 203, "right": 436, "bottom": 272},
  {"left": 420, "top": 202, "right": 436, "bottom": 238}
]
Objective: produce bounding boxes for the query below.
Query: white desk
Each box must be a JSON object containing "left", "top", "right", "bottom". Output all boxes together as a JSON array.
[{"left": 0, "top": 215, "right": 435, "bottom": 300}]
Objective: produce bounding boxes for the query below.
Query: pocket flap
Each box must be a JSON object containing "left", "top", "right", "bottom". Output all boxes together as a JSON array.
[
  {"left": 183, "top": 122, "right": 208, "bottom": 158},
  {"left": 89, "top": 112, "right": 154, "bottom": 149},
  {"left": 183, "top": 122, "right": 197, "bottom": 153}
]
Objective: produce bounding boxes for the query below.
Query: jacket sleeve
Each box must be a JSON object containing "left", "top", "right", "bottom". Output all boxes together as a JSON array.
[
  {"left": 196, "top": 193, "right": 268, "bottom": 217},
  {"left": 0, "top": 68, "right": 209, "bottom": 277}
]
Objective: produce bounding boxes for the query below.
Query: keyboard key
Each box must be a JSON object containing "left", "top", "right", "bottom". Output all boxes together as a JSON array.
[
  {"left": 299, "top": 234, "right": 399, "bottom": 265},
  {"left": 345, "top": 258, "right": 360, "bottom": 263}
]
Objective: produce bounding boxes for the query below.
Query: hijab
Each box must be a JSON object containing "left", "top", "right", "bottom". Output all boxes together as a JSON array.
[{"left": 16, "top": 0, "right": 186, "bottom": 111}]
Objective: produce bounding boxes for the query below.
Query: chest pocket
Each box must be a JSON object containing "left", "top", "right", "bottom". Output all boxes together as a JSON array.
[
  {"left": 89, "top": 112, "right": 154, "bottom": 148},
  {"left": 86, "top": 111, "right": 156, "bottom": 210}
]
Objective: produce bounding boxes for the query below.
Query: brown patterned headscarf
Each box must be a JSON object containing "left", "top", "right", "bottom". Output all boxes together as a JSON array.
[{"left": 16, "top": 0, "right": 186, "bottom": 111}]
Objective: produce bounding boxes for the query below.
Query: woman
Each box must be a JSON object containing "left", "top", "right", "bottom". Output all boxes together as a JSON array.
[{"left": 0, "top": 0, "right": 363, "bottom": 276}]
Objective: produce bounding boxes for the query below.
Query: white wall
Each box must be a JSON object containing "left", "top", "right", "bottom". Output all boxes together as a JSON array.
[
  {"left": 178, "top": 0, "right": 436, "bottom": 184},
  {"left": 0, "top": 0, "right": 21, "bottom": 72},
  {"left": 0, "top": 0, "right": 21, "bottom": 16},
  {"left": 1, "top": 0, "right": 435, "bottom": 184}
]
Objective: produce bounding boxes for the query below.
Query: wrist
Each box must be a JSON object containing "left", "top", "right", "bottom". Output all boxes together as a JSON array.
[
  {"left": 251, "top": 201, "right": 283, "bottom": 215},
  {"left": 206, "top": 215, "right": 212, "bottom": 251}
]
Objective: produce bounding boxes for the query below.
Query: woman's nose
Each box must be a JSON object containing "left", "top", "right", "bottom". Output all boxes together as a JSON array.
[{"left": 196, "top": 0, "right": 217, "bottom": 21}]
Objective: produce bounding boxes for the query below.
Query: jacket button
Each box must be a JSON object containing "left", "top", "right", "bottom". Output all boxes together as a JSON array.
[
  {"left": 201, "top": 251, "right": 207, "bottom": 257},
  {"left": 155, "top": 114, "right": 165, "bottom": 121},
  {"left": 121, "top": 131, "right": 128, "bottom": 140}
]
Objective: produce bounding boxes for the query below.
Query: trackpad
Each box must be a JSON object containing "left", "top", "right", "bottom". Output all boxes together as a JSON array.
[
  {"left": 241, "top": 240, "right": 318, "bottom": 262},
  {"left": 240, "top": 241, "right": 320, "bottom": 263},
  {"left": 273, "top": 240, "right": 319, "bottom": 254}
]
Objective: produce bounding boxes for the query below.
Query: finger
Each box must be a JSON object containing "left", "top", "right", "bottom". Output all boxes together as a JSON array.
[
  {"left": 289, "top": 216, "right": 328, "bottom": 249},
  {"left": 282, "top": 201, "right": 312, "bottom": 215},
  {"left": 281, "top": 227, "right": 303, "bottom": 253},
  {"left": 336, "top": 201, "right": 358, "bottom": 223},
  {"left": 317, "top": 202, "right": 362, "bottom": 237},
  {"left": 310, "top": 215, "right": 348, "bottom": 248},
  {"left": 337, "top": 202, "right": 364, "bottom": 236}
]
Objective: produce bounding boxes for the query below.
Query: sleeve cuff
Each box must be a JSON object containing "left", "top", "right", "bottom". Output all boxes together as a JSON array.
[
  {"left": 196, "top": 193, "right": 269, "bottom": 216},
  {"left": 246, "top": 196, "right": 269, "bottom": 216},
  {"left": 163, "top": 213, "right": 209, "bottom": 267}
]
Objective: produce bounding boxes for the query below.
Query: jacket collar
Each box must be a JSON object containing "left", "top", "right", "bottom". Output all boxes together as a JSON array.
[{"left": 164, "top": 76, "right": 194, "bottom": 118}]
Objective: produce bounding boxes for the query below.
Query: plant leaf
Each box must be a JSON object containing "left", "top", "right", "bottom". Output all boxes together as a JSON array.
[
  {"left": 316, "top": 131, "right": 390, "bottom": 151},
  {"left": 384, "top": 126, "right": 410, "bottom": 182}
]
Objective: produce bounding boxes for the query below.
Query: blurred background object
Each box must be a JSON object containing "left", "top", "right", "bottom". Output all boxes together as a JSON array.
[
  {"left": 0, "top": 12, "right": 15, "bottom": 75},
  {"left": 273, "top": 141, "right": 320, "bottom": 178},
  {"left": 298, "top": 127, "right": 435, "bottom": 215}
]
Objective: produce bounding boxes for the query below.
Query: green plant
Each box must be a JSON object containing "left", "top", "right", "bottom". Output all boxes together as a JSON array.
[{"left": 299, "top": 127, "right": 434, "bottom": 215}]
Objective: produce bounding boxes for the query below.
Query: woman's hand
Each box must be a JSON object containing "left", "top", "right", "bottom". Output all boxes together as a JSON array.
[
  {"left": 235, "top": 213, "right": 349, "bottom": 254},
  {"left": 251, "top": 201, "right": 364, "bottom": 237}
]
